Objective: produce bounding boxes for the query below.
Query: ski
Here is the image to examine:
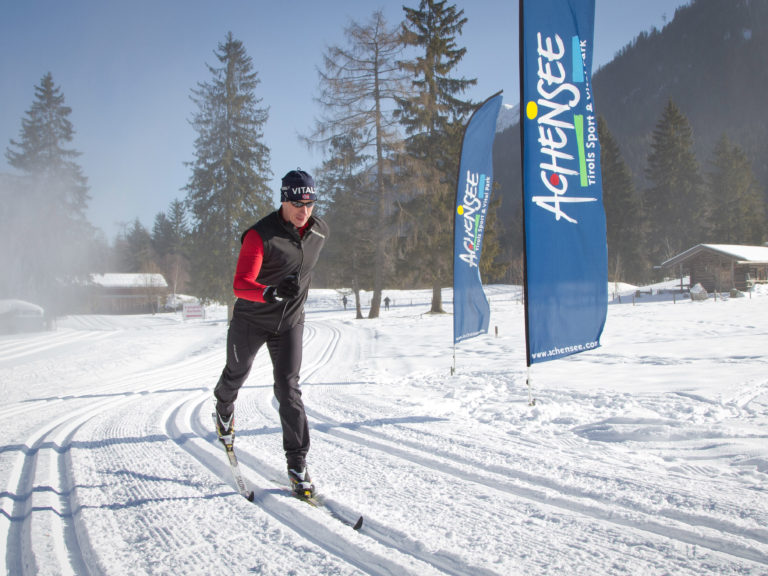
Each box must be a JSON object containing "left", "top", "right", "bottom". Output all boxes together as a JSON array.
[
  {"left": 212, "top": 413, "right": 255, "bottom": 502},
  {"left": 276, "top": 480, "right": 364, "bottom": 531},
  {"left": 210, "top": 413, "right": 361, "bottom": 529}
]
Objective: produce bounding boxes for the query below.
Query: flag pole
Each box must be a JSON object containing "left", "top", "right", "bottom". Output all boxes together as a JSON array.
[{"left": 519, "top": 0, "right": 535, "bottom": 406}]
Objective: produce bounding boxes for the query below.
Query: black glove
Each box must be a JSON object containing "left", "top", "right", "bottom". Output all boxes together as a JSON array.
[
  {"left": 264, "top": 275, "right": 300, "bottom": 303},
  {"left": 276, "top": 275, "right": 300, "bottom": 300}
]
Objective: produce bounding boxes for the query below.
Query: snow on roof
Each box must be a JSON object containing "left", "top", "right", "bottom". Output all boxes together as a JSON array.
[
  {"left": 0, "top": 299, "right": 44, "bottom": 315},
  {"left": 701, "top": 244, "right": 768, "bottom": 262},
  {"left": 90, "top": 273, "right": 168, "bottom": 288},
  {"left": 662, "top": 244, "right": 768, "bottom": 267}
]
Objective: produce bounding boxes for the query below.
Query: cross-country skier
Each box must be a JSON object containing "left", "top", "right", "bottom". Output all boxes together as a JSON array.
[{"left": 213, "top": 169, "right": 328, "bottom": 497}]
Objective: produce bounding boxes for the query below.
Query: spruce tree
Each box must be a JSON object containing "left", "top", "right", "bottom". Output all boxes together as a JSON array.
[
  {"left": 184, "top": 33, "right": 271, "bottom": 306},
  {"left": 152, "top": 212, "right": 174, "bottom": 262},
  {"left": 597, "top": 116, "right": 645, "bottom": 282},
  {"left": 5, "top": 73, "right": 89, "bottom": 213},
  {"left": 644, "top": 99, "right": 705, "bottom": 266},
  {"left": 119, "top": 219, "right": 155, "bottom": 273},
  {"left": 308, "top": 10, "right": 406, "bottom": 318},
  {"left": 395, "top": 0, "right": 476, "bottom": 312},
  {"left": 3, "top": 72, "right": 94, "bottom": 311},
  {"left": 151, "top": 211, "right": 176, "bottom": 291},
  {"left": 152, "top": 200, "right": 190, "bottom": 296},
  {"left": 165, "top": 199, "right": 191, "bottom": 296},
  {"left": 707, "top": 135, "right": 766, "bottom": 245}
]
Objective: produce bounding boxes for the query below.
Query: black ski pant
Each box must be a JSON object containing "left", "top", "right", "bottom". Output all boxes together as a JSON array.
[{"left": 213, "top": 316, "right": 309, "bottom": 470}]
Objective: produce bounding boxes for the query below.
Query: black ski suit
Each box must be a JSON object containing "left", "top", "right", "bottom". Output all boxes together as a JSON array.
[{"left": 214, "top": 209, "right": 328, "bottom": 470}]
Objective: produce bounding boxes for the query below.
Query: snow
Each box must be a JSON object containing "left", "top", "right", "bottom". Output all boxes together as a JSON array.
[
  {"left": 0, "top": 299, "right": 44, "bottom": 316},
  {"left": 1, "top": 284, "right": 767, "bottom": 575},
  {"left": 90, "top": 273, "right": 169, "bottom": 288},
  {"left": 698, "top": 244, "right": 768, "bottom": 263},
  {"left": 664, "top": 244, "right": 768, "bottom": 265}
]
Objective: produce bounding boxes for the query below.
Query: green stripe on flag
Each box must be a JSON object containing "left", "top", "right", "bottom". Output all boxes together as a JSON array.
[{"left": 574, "top": 114, "right": 588, "bottom": 187}]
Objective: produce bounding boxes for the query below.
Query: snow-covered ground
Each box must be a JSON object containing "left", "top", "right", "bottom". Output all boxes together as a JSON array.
[{"left": 1, "top": 284, "right": 767, "bottom": 575}]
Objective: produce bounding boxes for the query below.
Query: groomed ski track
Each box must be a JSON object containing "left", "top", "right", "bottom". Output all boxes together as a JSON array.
[{"left": 1, "top": 291, "right": 767, "bottom": 575}]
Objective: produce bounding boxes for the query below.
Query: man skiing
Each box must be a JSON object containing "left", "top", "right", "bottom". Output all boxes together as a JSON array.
[{"left": 213, "top": 169, "right": 328, "bottom": 497}]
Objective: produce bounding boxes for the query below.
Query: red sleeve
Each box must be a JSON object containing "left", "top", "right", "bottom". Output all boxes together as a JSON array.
[{"left": 233, "top": 229, "right": 270, "bottom": 302}]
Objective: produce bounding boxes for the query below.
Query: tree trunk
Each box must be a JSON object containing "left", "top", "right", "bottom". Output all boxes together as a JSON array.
[
  {"left": 430, "top": 281, "right": 444, "bottom": 313},
  {"left": 368, "top": 88, "right": 387, "bottom": 320},
  {"left": 354, "top": 288, "right": 364, "bottom": 319},
  {"left": 369, "top": 291, "right": 381, "bottom": 318}
]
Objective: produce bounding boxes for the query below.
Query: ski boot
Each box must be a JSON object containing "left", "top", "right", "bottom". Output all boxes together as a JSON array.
[
  {"left": 214, "top": 411, "right": 235, "bottom": 446},
  {"left": 288, "top": 467, "right": 316, "bottom": 499}
]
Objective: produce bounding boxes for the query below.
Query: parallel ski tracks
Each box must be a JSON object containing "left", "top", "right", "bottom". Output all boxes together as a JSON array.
[
  {"left": 160, "top": 323, "right": 500, "bottom": 576},
  {"left": 2, "top": 394, "right": 128, "bottom": 575},
  {"left": 2, "top": 346, "right": 223, "bottom": 575},
  {"left": 6, "top": 315, "right": 765, "bottom": 574},
  {"left": 309, "top": 411, "right": 768, "bottom": 567},
  {"left": 164, "top": 390, "right": 442, "bottom": 576},
  {"left": 299, "top": 320, "right": 768, "bottom": 571},
  {"left": 0, "top": 329, "right": 115, "bottom": 365}
]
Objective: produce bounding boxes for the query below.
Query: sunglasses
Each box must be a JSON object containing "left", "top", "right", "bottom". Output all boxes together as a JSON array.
[{"left": 289, "top": 200, "right": 316, "bottom": 208}]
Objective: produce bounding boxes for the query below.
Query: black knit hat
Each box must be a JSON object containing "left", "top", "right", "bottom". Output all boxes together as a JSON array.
[{"left": 280, "top": 169, "right": 316, "bottom": 202}]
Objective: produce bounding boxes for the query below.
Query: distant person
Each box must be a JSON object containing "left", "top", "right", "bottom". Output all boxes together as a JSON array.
[
  {"left": 384, "top": 296, "right": 390, "bottom": 311},
  {"left": 342, "top": 295, "right": 348, "bottom": 310},
  {"left": 213, "top": 169, "right": 328, "bottom": 498}
]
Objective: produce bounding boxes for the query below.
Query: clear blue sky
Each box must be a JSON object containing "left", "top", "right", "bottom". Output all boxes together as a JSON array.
[{"left": 0, "top": 0, "right": 690, "bottom": 240}]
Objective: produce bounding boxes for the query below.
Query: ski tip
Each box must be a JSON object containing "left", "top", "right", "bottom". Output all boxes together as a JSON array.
[
  {"left": 246, "top": 491, "right": 255, "bottom": 502},
  {"left": 352, "top": 516, "right": 364, "bottom": 531}
]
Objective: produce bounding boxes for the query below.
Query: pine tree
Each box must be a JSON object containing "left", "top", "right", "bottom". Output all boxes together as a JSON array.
[
  {"left": 164, "top": 199, "right": 191, "bottom": 296},
  {"left": 151, "top": 211, "right": 177, "bottom": 291},
  {"left": 395, "top": 0, "right": 476, "bottom": 313},
  {"left": 152, "top": 212, "right": 174, "bottom": 262},
  {"left": 707, "top": 135, "right": 766, "bottom": 245},
  {"left": 152, "top": 199, "right": 190, "bottom": 296},
  {"left": 184, "top": 33, "right": 271, "bottom": 306},
  {"left": 644, "top": 99, "right": 706, "bottom": 266},
  {"left": 597, "top": 116, "right": 645, "bottom": 282},
  {"left": 3, "top": 72, "right": 95, "bottom": 311},
  {"left": 166, "top": 199, "right": 190, "bottom": 256},
  {"left": 308, "top": 10, "right": 406, "bottom": 318},
  {"left": 5, "top": 73, "right": 89, "bottom": 213},
  {"left": 119, "top": 219, "right": 154, "bottom": 273}
]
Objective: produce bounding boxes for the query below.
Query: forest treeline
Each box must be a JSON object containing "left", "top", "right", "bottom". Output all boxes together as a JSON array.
[{"left": 2, "top": 0, "right": 766, "bottom": 317}]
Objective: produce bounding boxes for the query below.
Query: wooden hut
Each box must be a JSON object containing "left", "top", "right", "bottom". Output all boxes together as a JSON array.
[
  {"left": 89, "top": 273, "right": 169, "bottom": 314},
  {"left": 660, "top": 244, "right": 768, "bottom": 293}
]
